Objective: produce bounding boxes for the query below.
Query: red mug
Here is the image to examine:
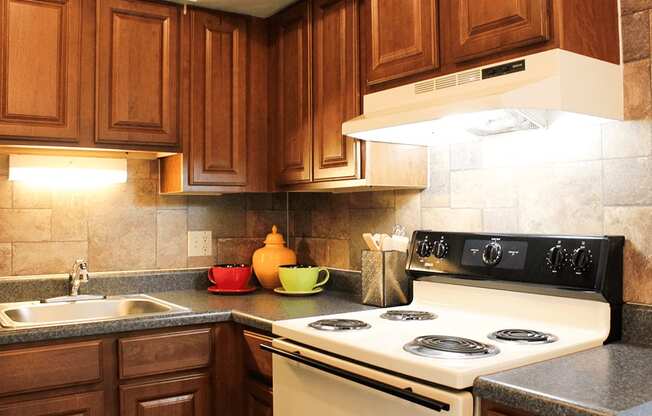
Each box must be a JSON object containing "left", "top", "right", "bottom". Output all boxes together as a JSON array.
[{"left": 208, "top": 264, "right": 252, "bottom": 290}]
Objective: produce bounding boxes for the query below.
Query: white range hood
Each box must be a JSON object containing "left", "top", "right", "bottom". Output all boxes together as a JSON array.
[{"left": 342, "top": 49, "right": 624, "bottom": 145}]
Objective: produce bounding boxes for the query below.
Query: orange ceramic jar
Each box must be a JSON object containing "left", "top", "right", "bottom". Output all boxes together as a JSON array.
[{"left": 252, "top": 225, "right": 297, "bottom": 289}]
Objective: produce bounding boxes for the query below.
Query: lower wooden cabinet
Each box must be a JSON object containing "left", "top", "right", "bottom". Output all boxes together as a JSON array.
[
  {"left": 0, "top": 391, "right": 104, "bottom": 416},
  {"left": 482, "top": 400, "right": 535, "bottom": 416},
  {"left": 120, "top": 374, "right": 210, "bottom": 416},
  {"left": 245, "top": 379, "right": 273, "bottom": 416}
]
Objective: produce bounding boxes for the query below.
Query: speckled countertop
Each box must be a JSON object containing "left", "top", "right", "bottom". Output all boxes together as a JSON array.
[
  {"left": 0, "top": 288, "right": 374, "bottom": 345},
  {"left": 474, "top": 304, "right": 652, "bottom": 416}
]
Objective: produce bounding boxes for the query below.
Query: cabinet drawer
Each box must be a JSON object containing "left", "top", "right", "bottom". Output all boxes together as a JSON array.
[
  {"left": 0, "top": 340, "right": 102, "bottom": 396},
  {"left": 119, "top": 328, "right": 212, "bottom": 379},
  {"left": 243, "top": 330, "right": 273, "bottom": 381}
]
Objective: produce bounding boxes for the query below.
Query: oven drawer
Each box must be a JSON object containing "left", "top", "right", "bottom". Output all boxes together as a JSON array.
[{"left": 268, "top": 339, "right": 473, "bottom": 416}]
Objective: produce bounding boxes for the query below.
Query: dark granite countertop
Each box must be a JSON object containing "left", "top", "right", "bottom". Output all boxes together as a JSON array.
[
  {"left": 474, "top": 343, "right": 652, "bottom": 416},
  {"left": 0, "top": 288, "right": 374, "bottom": 345}
]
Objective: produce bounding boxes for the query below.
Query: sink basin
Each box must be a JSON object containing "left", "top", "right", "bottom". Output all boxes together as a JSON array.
[{"left": 0, "top": 295, "right": 189, "bottom": 329}]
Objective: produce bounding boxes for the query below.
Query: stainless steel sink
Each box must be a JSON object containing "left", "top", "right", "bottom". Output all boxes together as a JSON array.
[{"left": 0, "top": 295, "right": 189, "bottom": 329}]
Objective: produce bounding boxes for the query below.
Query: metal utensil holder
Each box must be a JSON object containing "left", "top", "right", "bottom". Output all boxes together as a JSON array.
[{"left": 361, "top": 250, "right": 412, "bottom": 307}]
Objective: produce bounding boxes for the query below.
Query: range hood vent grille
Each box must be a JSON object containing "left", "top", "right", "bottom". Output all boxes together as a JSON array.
[{"left": 418, "top": 68, "right": 483, "bottom": 95}]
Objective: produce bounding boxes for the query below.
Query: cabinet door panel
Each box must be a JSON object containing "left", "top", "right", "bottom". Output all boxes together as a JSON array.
[
  {"left": 0, "top": 391, "right": 104, "bottom": 416},
  {"left": 313, "top": 0, "right": 360, "bottom": 181},
  {"left": 0, "top": 0, "right": 86, "bottom": 142},
  {"left": 450, "top": 0, "right": 550, "bottom": 62},
  {"left": 273, "top": 0, "right": 312, "bottom": 185},
  {"left": 364, "top": 0, "right": 439, "bottom": 87},
  {"left": 245, "top": 379, "right": 272, "bottom": 416},
  {"left": 120, "top": 374, "right": 210, "bottom": 416},
  {"left": 188, "top": 10, "right": 247, "bottom": 186},
  {"left": 97, "top": 0, "right": 179, "bottom": 146}
]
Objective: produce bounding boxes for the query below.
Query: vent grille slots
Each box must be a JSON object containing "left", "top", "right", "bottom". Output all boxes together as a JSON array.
[{"left": 414, "top": 68, "right": 484, "bottom": 95}]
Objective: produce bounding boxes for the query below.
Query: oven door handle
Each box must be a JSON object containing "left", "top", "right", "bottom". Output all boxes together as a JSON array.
[{"left": 261, "top": 344, "right": 451, "bottom": 412}]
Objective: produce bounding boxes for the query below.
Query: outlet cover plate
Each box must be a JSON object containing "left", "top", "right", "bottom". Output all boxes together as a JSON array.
[{"left": 188, "top": 231, "right": 212, "bottom": 257}]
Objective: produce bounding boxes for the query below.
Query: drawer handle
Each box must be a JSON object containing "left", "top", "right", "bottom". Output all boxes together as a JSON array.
[{"left": 261, "top": 344, "right": 450, "bottom": 412}]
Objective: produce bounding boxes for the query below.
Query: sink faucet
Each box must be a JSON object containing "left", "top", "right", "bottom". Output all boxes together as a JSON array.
[{"left": 69, "top": 259, "right": 89, "bottom": 296}]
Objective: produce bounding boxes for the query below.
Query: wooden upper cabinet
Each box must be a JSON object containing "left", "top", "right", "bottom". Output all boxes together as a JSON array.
[
  {"left": 0, "top": 0, "right": 91, "bottom": 143},
  {"left": 96, "top": 0, "right": 179, "bottom": 146},
  {"left": 312, "top": 0, "right": 360, "bottom": 182},
  {"left": 363, "top": 0, "right": 439, "bottom": 88},
  {"left": 272, "top": 0, "right": 312, "bottom": 185},
  {"left": 449, "top": 0, "right": 550, "bottom": 62},
  {"left": 187, "top": 9, "right": 247, "bottom": 186}
]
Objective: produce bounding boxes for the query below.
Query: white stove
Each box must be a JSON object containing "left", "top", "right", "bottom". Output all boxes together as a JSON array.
[{"left": 268, "top": 232, "right": 624, "bottom": 416}]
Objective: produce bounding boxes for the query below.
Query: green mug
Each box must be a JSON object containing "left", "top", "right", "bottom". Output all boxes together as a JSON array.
[{"left": 278, "top": 265, "right": 330, "bottom": 292}]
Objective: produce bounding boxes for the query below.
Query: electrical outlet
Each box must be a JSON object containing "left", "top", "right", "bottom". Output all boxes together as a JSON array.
[{"left": 188, "top": 231, "right": 212, "bottom": 257}]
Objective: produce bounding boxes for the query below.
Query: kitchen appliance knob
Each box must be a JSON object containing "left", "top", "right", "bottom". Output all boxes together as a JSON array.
[
  {"left": 417, "top": 238, "right": 433, "bottom": 258},
  {"left": 432, "top": 240, "right": 449, "bottom": 259},
  {"left": 571, "top": 246, "right": 593, "bottom": 274},
  {"left": 546, "top": 244, "right": 566, "bottom": 272},
  {"left": 482, "top": 242, "right": 503, "bottom": 266}
]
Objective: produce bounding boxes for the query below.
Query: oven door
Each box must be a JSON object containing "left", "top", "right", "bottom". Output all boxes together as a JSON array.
[{"left": 266, "top": 339, "right": 473, "bottom": 416}]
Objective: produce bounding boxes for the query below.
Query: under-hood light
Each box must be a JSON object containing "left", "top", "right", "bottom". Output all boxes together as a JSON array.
[{"left": 8, "top": 154, "right": 127, "bottom": 188}]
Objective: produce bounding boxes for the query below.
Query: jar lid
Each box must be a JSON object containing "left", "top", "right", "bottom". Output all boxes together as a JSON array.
[{"left": 264, "top": 225, "right": 285, "bottom": 245}]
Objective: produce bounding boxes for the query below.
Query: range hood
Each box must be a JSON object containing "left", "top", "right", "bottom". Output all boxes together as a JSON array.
[{"left": 342, "top": 49, "right": 624, "bottom": 145}]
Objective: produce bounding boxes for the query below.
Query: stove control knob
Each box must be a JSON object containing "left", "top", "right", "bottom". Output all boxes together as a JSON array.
[
  {"left": 432, "top": 240, "right": 449, "bottom": 259},
  {"left": 417, "top": 238, "right": 433, "bottom": 258},
  {"left": 571, "top": 246, "right": 593, "bottom": 274},
  {"left": 482, "top": 242, "right": 503, "bottom": 266},
  {"left": 546, "top": 244, "right": 567, "bottom": 273}
]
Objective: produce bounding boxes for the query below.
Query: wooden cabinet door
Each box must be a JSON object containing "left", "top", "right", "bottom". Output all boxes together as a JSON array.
[
  {"left": 187, "top": 10, "right": 247, "bottom": 186},
  {"left": 0, "top": 391, "right": 104, "bottom": 416},
  {"left": 0, "top": 0, "right": 91, "bottom": 143},
  {"left": 312, "top": 0, "right": 360, "bottom": 182},
  {"left": 120, "top": 374, "right": 210, "bottom": 416},
  {"left": 363, "top": 0, "right": 439, "bottom": 88},
  {"left": 245, "top": 379, "right": 273, "bottom": 416},
  {"left": 97, "top": 0, "right": 179, "bottom": 146},
  {"left": 272, "top": 1, "right": 313, "bottom": 185},
  {"left": 449, "top": 0, "right": 550, "bottom": 62}
]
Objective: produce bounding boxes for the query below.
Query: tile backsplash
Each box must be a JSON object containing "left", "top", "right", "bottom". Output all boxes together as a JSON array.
[{"left": 0, "top": 156, "right": 287, "bottom": 277}]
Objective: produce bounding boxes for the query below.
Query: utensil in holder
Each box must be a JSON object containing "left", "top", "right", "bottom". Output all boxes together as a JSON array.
[{"left": 361, "top": 250, "right": 411, "bottom": 307}]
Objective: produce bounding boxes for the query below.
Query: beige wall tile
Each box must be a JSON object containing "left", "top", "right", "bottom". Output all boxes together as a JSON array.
[
  {"left": 0, "top": 178, "right": 11, "bottom": 209},
  {"left": 295, "top": 238, "right": 328, "bottom": 266},
  {"left": 246, "top": 193, "right": 274, "bottom": 210},
  {"left": 395, "top": 190, "right": 421, "bottom": 236},
  {"left": 622, "top": 0, "right": 652, "bottom": 15},
  {"left": 622, "top": 11, "right": 650, "bottom": 62},
  {"left": 188, "top": 195, "right": 246, "bottom": 237},
  {"left": 517, "top": 162, "right": 603, "bottom": 235},
  {"left": 12, "top": 182, "right": 51, "bottom": 209},
  {"left": 0, "top": 155, "right": 8, "bottom": 176},
  {"left": 127, "top": 159, "right": 151, "bottom": 180},
  {"left": 604, "top": 157, "right": 652, "bottom": 205},
  {"left": 328, "top": 239, "right": 350, "bottom": 269},
  {"left": 292, "top": 210, "right": 312, "bottom": 238},
  {"left": 218, "top": 238, "right": 263, "bottom": 265},
  {"left": 52, "top": 191, "right": 88, "bottom": 241},
  {"left": 0, "top": 243, "right": 10, "bottom": 276},
  {"left": 157, "top": 210, "right": 188, "bottom": 269},
  {"left": 604, "top": 207, "right": 652, "bottom": 303},
  {"left": 602, "top": 121, "right": 652, "bottom": 158},
  {"left": 312, "top": 209, "right": 349, "bottom": 239},
  {"left": 349, "top": 191, "right": 395, "bottom": 209},
  {"left": 450, "top": 139, "right": 482, "bottom": 170},
  {"left": 420, "top": 169, "right": 450, "bottom": 208},
  {"left": 88, "top": 207, "right": 156, "bottom": 271},
  {"left": 483, "top": 208, "right": 519, "bottom": 233},
  {"left": 246, "top": 210, "right": 287, "bottom": 238},
  {"left": 0, "top": 209, "right": 51, "bottom": 242},
  {"left": 421, "top": 208, "right": 482, "bottom": 232},
  {"left": 13, "top": 241, "right": 87, "bottom": 275},
  {"left": 450, "top": 168, "right": 516, "bottom": 208},
  {"left": 624, "top": 59, "right": 652, "bottom": 120},
  {"left": 158, "top": 194, "right": 188, "bottom": 210}
]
